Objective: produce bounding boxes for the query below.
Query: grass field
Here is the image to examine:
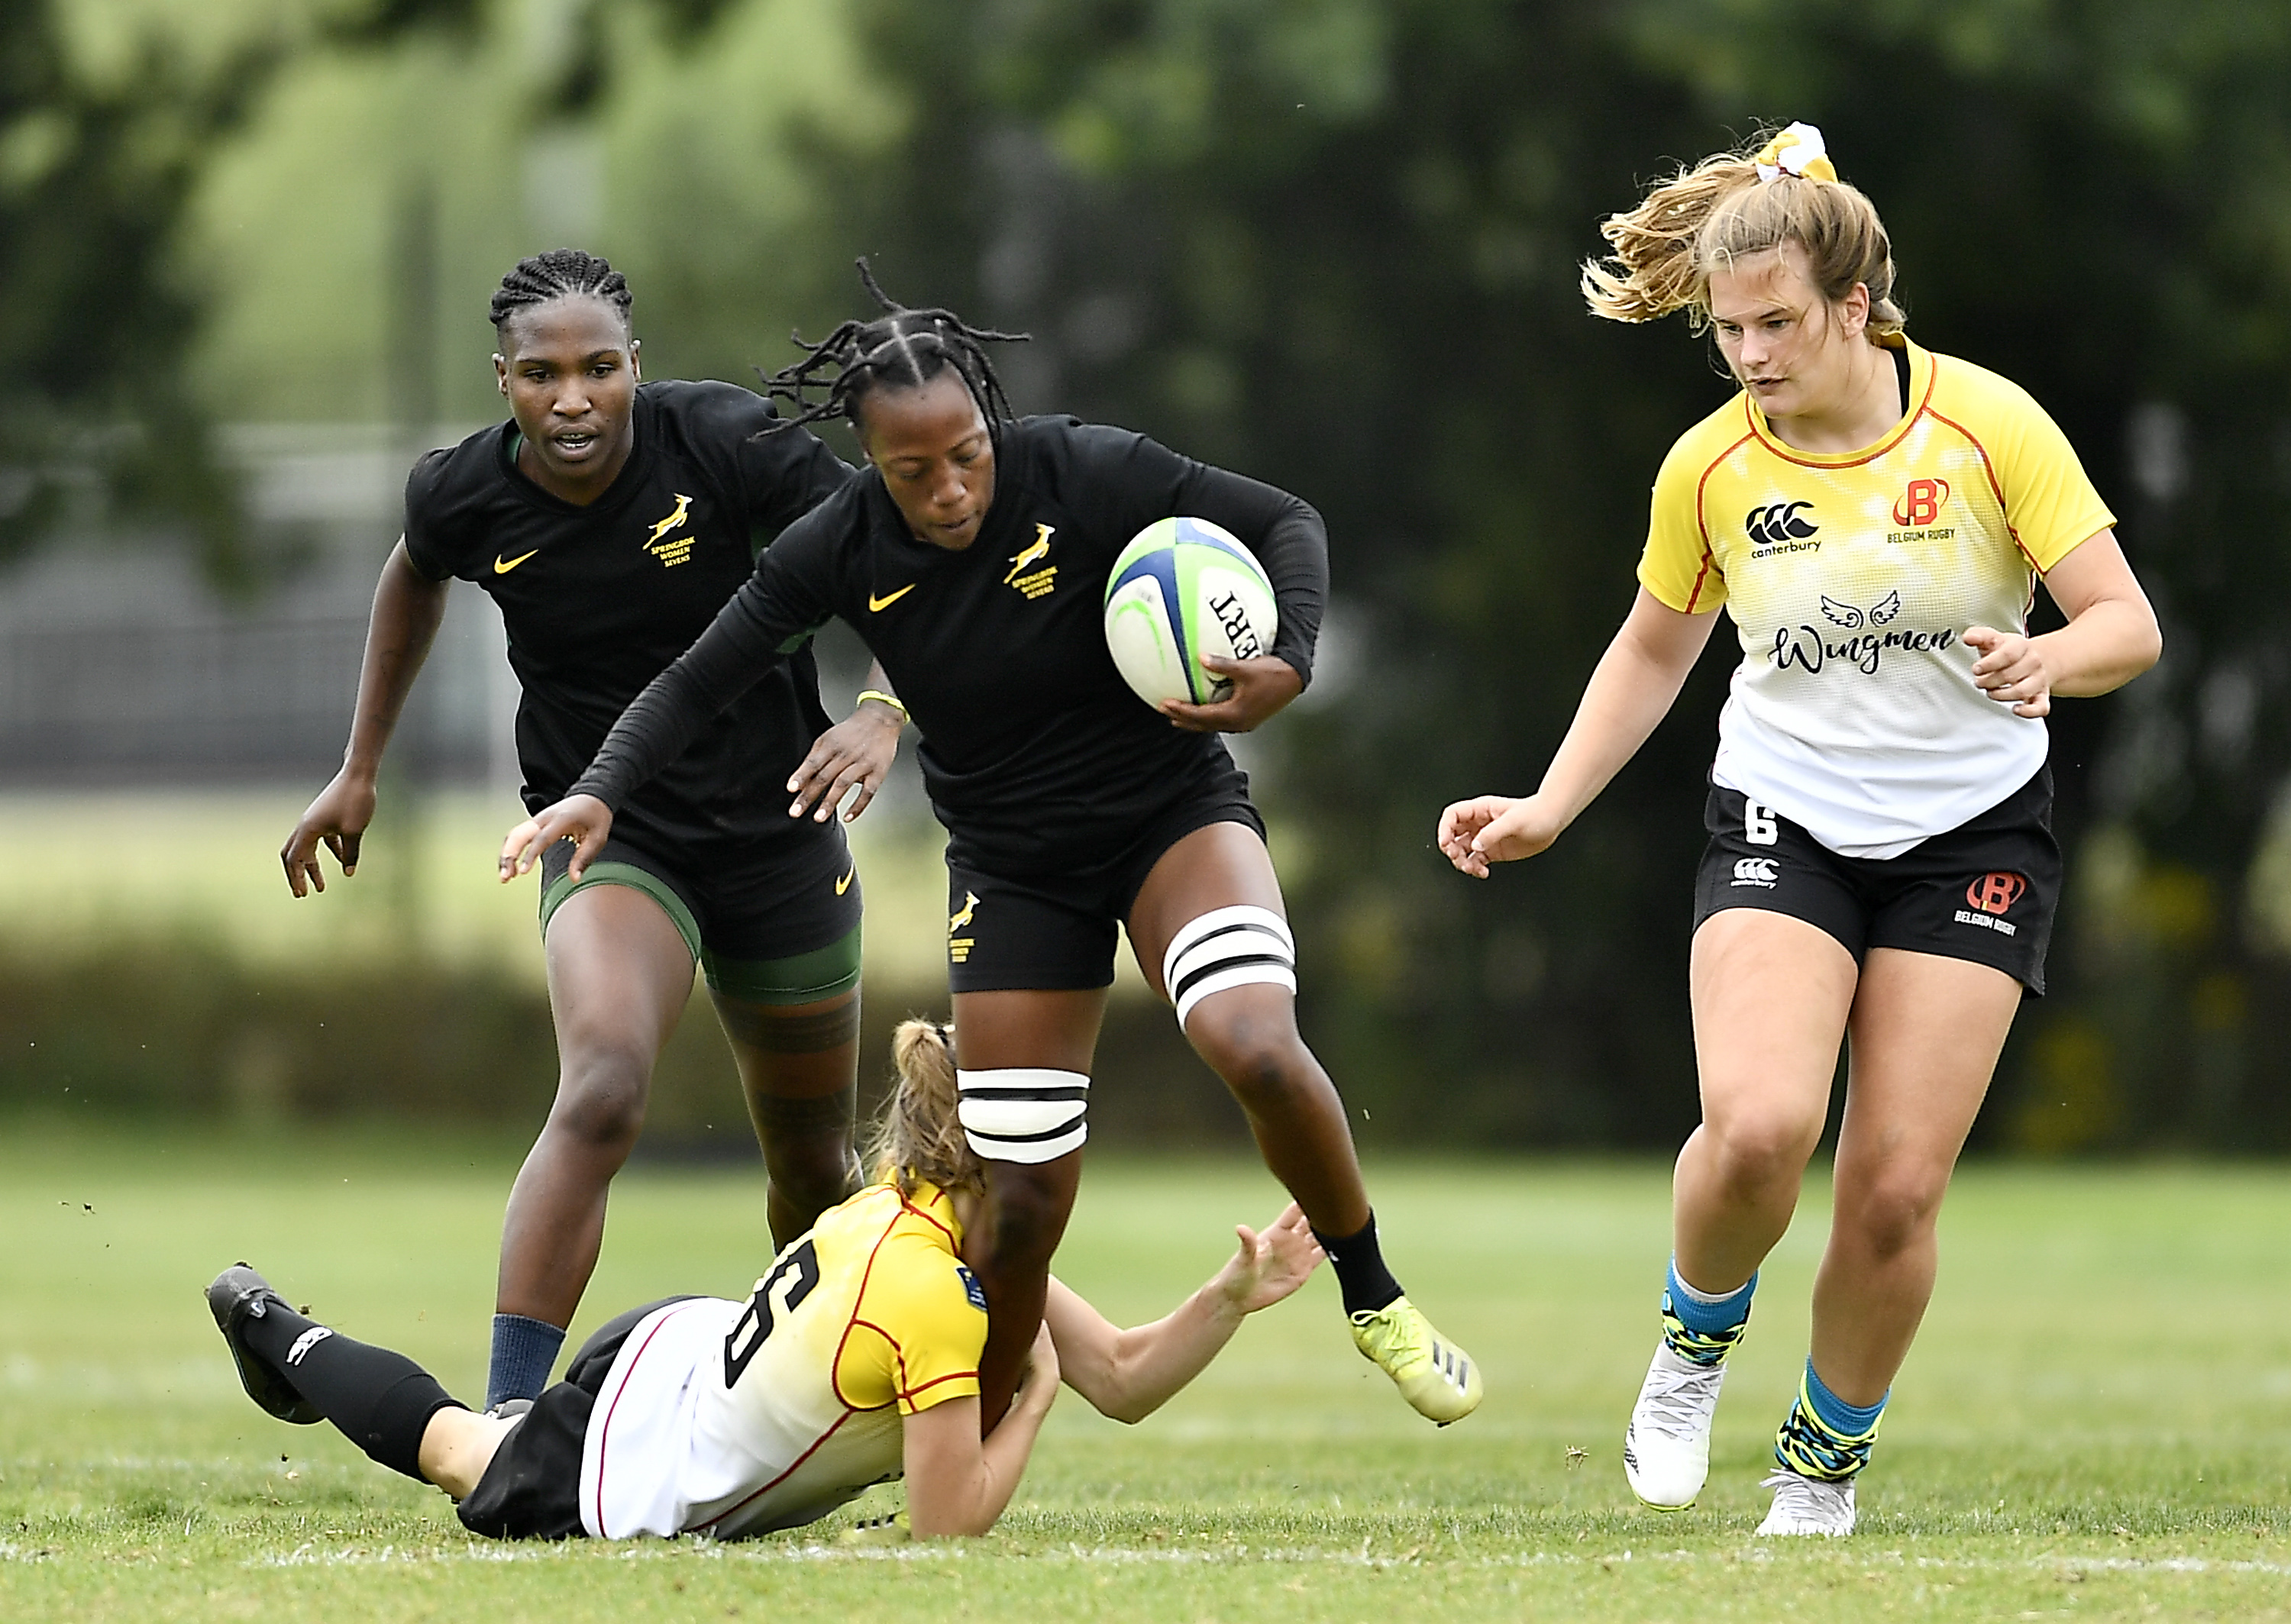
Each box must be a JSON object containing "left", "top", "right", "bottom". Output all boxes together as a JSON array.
[{"left": 2, "top": 1131, "right": 2289, "bottom": 1621}]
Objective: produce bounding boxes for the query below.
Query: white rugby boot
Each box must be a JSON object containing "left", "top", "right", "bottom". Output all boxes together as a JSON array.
[
  {"left": 1621, "top": 1341, "right": 1727, "bottom": 1509},
  {"left": 1754, "top": 1468, "right": 1856, "bottom": 1537}
]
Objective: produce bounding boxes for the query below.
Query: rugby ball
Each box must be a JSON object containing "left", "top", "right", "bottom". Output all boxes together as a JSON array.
[{"left": 1103, "top": 517, "right": 1280, "bottom": 709}]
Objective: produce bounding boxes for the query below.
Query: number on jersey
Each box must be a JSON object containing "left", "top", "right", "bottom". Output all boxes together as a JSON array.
[{"left": 724, "top": 1238, "right": 819, "bottom": 1387}]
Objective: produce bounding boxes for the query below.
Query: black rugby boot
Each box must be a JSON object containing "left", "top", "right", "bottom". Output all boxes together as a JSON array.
[{"left": 206, "top": 1264, "right": 322, "bottom": 1424}]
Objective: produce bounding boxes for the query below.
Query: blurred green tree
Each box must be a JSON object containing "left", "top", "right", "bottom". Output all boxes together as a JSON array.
[{"left": 837, "top": 0, "right": 2291, "bottom": 1149}]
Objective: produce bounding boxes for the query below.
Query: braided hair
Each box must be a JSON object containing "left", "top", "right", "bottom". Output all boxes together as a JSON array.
[
  {"left": 489, "top": 248, "right": 633, "bottom": 338},
  {"left": 760, "top": 260, "right": 1025, "bottom": 444}
]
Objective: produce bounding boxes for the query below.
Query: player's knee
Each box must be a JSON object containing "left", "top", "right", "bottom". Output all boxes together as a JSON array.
[
  {"left": 1191, "top": 1002, "right": 1310, "bottom": 1112},
  {"left": 549, "top": 1046, "right": 651, "bottom": 1151},
  {"left": 1704, "top": 1106, "right": 1821, "bottom": 1193},
  {"left": 1840, "top": 1167, "right": 1947, "bottom": 1260},
  {"left": 979, "top": 1165, "right": 1071, "bottom": 1269}
]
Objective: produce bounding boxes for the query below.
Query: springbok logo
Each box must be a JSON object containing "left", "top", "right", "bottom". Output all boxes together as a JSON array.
[
  {"left": 948, "top": 890, "right": 981, "bottom": 964},
  {"left": 642, "top": 493, "right": 696, "bottom": 567},
  {"left": 1819, "top": 591, "right": 1902, "bottom": 631},
  {"left": 1004, "top": 524, "right": 1058, "bottom": 598}
]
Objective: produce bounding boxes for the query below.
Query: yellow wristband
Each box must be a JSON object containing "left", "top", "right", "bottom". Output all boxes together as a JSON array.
[{"left": 857, "top": 689, "right": 907, "bottom": 723}]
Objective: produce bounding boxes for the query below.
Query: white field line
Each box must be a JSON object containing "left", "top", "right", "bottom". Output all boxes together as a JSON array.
[{"left": 224, "top": 1540, "right": 2291, "bottom": 1575}]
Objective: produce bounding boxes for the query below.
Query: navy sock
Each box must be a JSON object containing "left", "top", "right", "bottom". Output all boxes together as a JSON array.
[
  {"left": 1312, "top": 1212, "right": 1403, "bottom": 1316},
  {"left": 487, "top": 1313, "right": 567, "bottom": 1409},
  {"left": 240, "top": 1306, "right": 462, "bottom": 1481}
]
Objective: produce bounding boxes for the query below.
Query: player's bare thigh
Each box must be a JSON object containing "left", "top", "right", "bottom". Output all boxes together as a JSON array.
[
  {"left": 1688, "top": 908, "right": 1859, "bottom": 1161},
  {"left": 419, "top": 1408, "right": 519, "bottom": 1501},
  {"left": 1834, "top": 947, "right": 2021, "bottom": 1187},
  {"left": 541, "top": 882, "right": 697, "bottom": 1054}
]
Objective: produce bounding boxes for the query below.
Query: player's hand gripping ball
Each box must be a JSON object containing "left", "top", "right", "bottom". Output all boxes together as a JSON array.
[{"left": 1103, "top": 517, "right": 1279, "bottom": 710}]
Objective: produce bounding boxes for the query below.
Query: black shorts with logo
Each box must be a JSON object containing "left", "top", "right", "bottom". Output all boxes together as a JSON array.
[
  {"left": 944, "top": 782, "right": 1266, "bottom": 993},
  {"left": 1692, "top": 767, "right": 2060, "bottom": 994},
  {"left": 457, "top": 1296, "right": 702, "bottom": 1541}
]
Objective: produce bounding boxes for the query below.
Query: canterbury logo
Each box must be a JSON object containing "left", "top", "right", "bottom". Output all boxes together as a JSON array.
[
  {"left": 868, "top": 583, "right": 917, "bottom": 612},
  {"left": 645, "top": 493, "right": 693, "bottom": 548},
  {"left": 1965, "top": 872, "right": 2027, "bottom": 915},
  {"left": 285, "top": 1326, "right": 334, "bottom": 1366},
  {"left": 1819, "top": 591, "right": 1902, "bottom": 631},
  {"left": 835, "top": 867, "right": 855, "bottom": 896},
  {"left": 948, "top": 891, "right": 979, "bottom": 935},
  {"left": 1746, "top": 500, "right": 1819, "bottom": 546},
  {"left": 493, "top": 550, "right": 538, "bottom": 574},
  {"left": 1003, "top": 525, "right": 1053, "bottom": 585},
  {"left": 1892, "top": 477, "right": 1950, "bottom": 528}
]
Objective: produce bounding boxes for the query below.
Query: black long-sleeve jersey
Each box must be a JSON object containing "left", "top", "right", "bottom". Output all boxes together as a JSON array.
[
  {"left": 403, "top": 380, "right": 851, "bottom": 859},
  {"left": 570, "top": 415, "right": 1328, "bottom": 879}
]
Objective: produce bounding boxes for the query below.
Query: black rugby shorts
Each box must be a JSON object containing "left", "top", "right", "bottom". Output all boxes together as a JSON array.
[
  {"left": 1692, "top": 767, "right": 2060, "bottom": 993},
  {"left": 457, "top": 1296, "right": 702, "bottom": 1541},
  {"left": 945, "top": 784, "right": 1265, "bottom": 994}
]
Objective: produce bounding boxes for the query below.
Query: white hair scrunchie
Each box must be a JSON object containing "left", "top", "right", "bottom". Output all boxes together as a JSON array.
[{"left": 1753, "top": 121, "right": 1837, "bottom": 184}]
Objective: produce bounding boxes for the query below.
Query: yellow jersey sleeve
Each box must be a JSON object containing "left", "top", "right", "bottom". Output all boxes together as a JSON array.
[
  {"left": 1974, "top": 377, "right": 2116, "bottom": 574},
  {"left": 1638, "top": 427, "right": 1733, "bottom": 614},
  {"left": 834, "top": 1231, "right": 987, "bottom": 1417}
]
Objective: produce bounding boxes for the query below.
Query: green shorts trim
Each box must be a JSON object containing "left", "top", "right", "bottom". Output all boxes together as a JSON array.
[
  {"left": 703, "top": 925, "right": 864, "bottom": 1006},
  {"left": 540, "top": 860, "right": 703, "bottom": 959},
  {"left": 539, "top": 861, "right": 862, "bottom": 1006}
]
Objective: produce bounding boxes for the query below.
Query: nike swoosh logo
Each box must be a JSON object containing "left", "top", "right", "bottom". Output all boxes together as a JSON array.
[
  {"left": 493, "top": 550, "right": 539, "bottom": 574},
  {"left": 835, "top": 866, "right": 855, "bottom": 896},
  {"left": 868, "top": 583, "right": 917, "bottom": 612}
]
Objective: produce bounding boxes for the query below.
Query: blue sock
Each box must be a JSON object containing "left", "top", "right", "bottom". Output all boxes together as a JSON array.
[
  {"left": 486, "top": 1313, "right": 567, "bottom": 1409},
  {"left": 1660, "top": 1258, "right": 1756, "bottom": 1367},
  {"left": 1802, "top": 1361, "right": 1886, "bottom": 1435}
]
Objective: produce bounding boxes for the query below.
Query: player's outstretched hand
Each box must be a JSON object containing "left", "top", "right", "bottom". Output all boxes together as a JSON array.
[
  {"left": 787, "top": 699, "right": 903, "bottom": 823},
  {"left": 1162, "top": 654, "right": 1303, "bottom": 734},
  {"left": 1211, "top": 1202, "right": 1326, "bottom": 1316},
  {"left": 1965, "top": 625, "right": 2053, "bottom": 718},
  {"left": 1437, "top": 793, "right": 1565, "bottom": 877},
  {"left": 281, "top": 768, "right": 378, "bottom": 897},
  {"left": 499, "top": 793, "right": 613, "bottom": 885}
]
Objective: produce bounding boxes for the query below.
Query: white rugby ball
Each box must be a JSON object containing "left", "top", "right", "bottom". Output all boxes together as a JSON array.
[{"left": 1103, "top": 517, "right": 1280, "bottom": 709}]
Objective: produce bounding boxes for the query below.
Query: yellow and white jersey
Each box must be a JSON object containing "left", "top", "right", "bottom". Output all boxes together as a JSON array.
[
  {"left": 1638, "top": 336, "right": 2115, "bottom": 857},
  {"left": 577, "top": 1182, "right": 984, "bottom": 1540}
]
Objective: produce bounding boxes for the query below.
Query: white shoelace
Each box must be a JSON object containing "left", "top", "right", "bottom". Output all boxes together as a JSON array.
[
  {"left": 1635, "top": 1358, "right": 1724, "bottom": 1439},
  {"left": 1759, "top": 1469, "right": 1854, "bottom": 1532}
]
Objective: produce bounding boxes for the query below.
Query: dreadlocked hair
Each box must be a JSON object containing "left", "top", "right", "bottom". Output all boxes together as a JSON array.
[
  {"left": 489, "top": 248, "right": 633, "bottom": 334},
  {"left": 866, "top": 1019, "right": 984, "bottom": 1200},
  {"left": 1581, "top": 134, "right": 1903, "bottom": 337},
  {"left": 759, "top": 259, "right": 1025, "bottom": 442}
]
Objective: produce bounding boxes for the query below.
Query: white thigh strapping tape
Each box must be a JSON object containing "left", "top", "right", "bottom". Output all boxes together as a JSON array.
[
  {"left": 956, "top": 1068, "right": 1091, "bottom": 1164},
  {"left": 1162, "top": 904, "right": 1297, "bottom": 1027}
]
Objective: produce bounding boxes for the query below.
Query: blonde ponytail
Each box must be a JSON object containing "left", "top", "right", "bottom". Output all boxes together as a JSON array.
[
  {"left": 1582, "top": 128, "right": 1905, "bottom": 337},
  {"left": 866, "top": 1018, "right": 985, "bottom": 1199}
]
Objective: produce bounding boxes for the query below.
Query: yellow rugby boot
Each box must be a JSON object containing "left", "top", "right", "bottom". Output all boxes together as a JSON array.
[{"left": 1348, "top": 1296, "right": 1482, "bottom": 1424}]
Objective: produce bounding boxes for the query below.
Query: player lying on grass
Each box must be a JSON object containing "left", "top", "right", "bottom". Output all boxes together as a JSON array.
[{"left": 206, "top": 1019, "right": 1321, "bottom": 1541}]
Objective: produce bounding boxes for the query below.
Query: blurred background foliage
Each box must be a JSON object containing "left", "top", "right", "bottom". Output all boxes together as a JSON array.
[{"left": 5, "top": 0, "right": 2291, "bottom": 1153}]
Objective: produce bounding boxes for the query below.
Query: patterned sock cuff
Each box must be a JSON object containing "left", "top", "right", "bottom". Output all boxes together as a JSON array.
[
  {"left": 1773, "top": 1360, "right": 1887, "bottom": 1481},
  {"left": 1660, "top": 1259, "right": 1756, "bottom": 1367}
]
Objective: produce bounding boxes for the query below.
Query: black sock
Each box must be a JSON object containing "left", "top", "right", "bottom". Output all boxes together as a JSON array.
[
  {"left": 1312, "top": 1211, "right": 1403, "bottom": 1316},
  {"left": 240, "top": 1305, "right": 464, "bottom": 1480}
]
